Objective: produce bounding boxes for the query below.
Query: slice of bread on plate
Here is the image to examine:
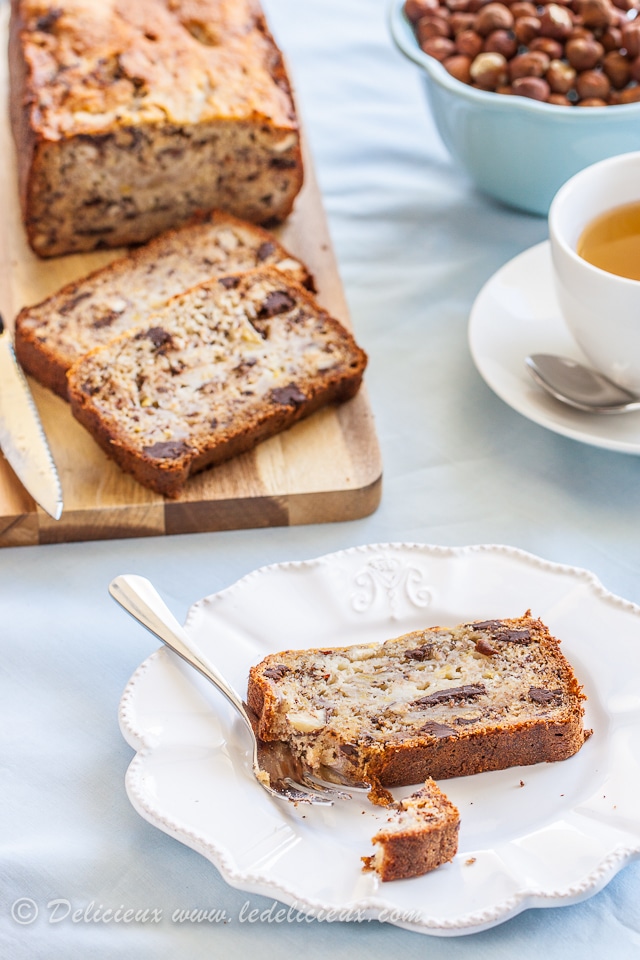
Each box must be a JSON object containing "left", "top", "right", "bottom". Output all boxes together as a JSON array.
[{"left": 247, "top": 613, "right": 589, "bottom": 804}]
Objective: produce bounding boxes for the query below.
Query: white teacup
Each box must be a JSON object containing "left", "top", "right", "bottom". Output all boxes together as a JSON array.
[{"left": 548, "top": 151, "right": 640, "bottom": 395}]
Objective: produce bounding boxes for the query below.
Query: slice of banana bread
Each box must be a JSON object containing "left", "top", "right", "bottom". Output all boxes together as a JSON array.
[
  {"left": 66, "top": 267, "right": 367, "bottom": 498},
  {"left": 362, "top": 779, "right": 460, "bottom": 881},
  {"left": 247, "top": 614, "right": 589, "bottom": 804},
  {"left": 14, "top": 211, "right": 311, "bottom": 400},
  {"left": 9, "top": 0, "right": 304, "bottom": 257}
]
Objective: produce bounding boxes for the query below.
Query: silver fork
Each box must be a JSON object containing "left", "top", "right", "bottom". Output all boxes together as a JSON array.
[{"left": 109, "top": 574, "right": 351, "bottom": 806}]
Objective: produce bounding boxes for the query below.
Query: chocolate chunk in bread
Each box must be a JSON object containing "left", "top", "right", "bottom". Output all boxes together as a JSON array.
[
  {"left": 14, "top": 210, "right": 312, "bottom": 399},
  {"left": 66, "top": 267, "right": 367, "bottom": 498},
  {"left": 412, "top": 684, "right": 486, "bottom": 707},
  {"left": 247, "top": 613, "right": 589, "bottom": 804},
  {"left": 9, "top": 0, "right": 304, "bottom": 257}
]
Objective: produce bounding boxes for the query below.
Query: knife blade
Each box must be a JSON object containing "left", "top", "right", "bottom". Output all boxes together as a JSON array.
[{"left": 0, "top": 314, "right": 63, "bottom": 520}]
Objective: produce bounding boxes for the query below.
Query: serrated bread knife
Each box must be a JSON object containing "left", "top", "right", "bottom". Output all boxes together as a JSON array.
[{"left": 0, "top": 314, "right": 63, "bottom": 519}]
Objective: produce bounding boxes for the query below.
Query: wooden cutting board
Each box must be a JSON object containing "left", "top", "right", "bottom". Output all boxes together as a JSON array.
[{"left": 0, "top": 11, "right": 382, "bottom": 548}]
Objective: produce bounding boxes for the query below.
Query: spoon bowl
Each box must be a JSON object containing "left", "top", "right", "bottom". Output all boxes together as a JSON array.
[{"left": 525, "top": 354, "right": 640, "bottom": 414}]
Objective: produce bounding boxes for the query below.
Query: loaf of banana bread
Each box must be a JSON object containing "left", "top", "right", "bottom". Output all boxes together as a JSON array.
[
  {"left": 66, "top": 267, "right": 367, "bottom": 497},
  {"left": 9, "top": 0, "right": 304, "bottom": 257},
  {"left": 362, "top": 779, "right": 460, "bottom": 881},
  {"left": 14, "top": 210, "right": 311, "bottom": 399},
  {"left": 247, "top": 614, "right": 589, "bottom": 804}
]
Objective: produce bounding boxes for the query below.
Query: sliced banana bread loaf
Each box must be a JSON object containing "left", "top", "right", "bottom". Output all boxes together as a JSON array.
[
  {"left": 247, "top": 614, "right": 588, "bottom": 804},
  {"left": 66, "top": 267, "right": 367, "bottom": 498},
  {"left": 9, "top": 0, "right": 304, "bottom": 257},
  {"left": 14, "top": 210, "right": 311, "bottom": 400},
  {"left": 362, "top": 779, "right": 460, "bottom": 881}
]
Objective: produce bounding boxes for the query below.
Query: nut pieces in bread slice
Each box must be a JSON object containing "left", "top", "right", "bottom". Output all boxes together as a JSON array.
[
  {"left": 250, "top": 613, "right": 589, "bottom": 880},
  {"left": 15, "top": 210, "right": 313, "bottom": 400},
  {"left": 66, "top": 267, "right": 367, "bottom": 498},
  {"left": 247, "top": 613, "right": 589, "bottom": 806}
]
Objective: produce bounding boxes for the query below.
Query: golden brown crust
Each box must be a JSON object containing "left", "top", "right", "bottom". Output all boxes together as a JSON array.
[
  {"left": 369, "top": 713, "right": 587, "bottom": 786},
  {"left": 247, "top": 615, "right": 589, "bottom": 805},
  {"left": 66, "top": 267, "right": 367, "bottom": 498},
  {"left": 11, "top": 0, "right": 297, "bottom": 137},
  {"left": 14, "top": 210, "right": 313, "bottom": 400},
  {"left": 9, "top": 0, "right": 304, "bottom": 255}
]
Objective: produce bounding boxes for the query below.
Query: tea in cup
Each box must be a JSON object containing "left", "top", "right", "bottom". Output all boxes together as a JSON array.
[
  {"left": 548, "top": 152, "right": 640, "bottom": 395},
  {"left": 577, "top": 201, "right": 640, "bottom": 283}
]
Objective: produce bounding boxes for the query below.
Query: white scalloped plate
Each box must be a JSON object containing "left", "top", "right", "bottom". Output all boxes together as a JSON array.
[{"left": 118, "top": 543, "right": 640, "bottom": 936}]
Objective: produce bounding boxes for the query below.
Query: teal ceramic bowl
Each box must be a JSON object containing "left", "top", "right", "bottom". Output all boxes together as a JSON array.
[{"left": 389, "top": 0, "right": 640, "bottom": 216}]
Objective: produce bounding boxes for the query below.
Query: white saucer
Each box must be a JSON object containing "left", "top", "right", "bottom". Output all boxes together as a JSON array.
[{"left": 468, "top": 241, "right": 640, "bottom": 455}]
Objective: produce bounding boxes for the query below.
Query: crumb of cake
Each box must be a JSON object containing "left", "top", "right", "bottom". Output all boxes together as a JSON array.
[{"left": 362, "top": 779, "right": 460, "bottom": 882}]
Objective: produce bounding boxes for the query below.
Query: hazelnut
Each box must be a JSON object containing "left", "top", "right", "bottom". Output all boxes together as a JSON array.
[
  {"left": 416, "top": 15, "right": 453, "bottom": 41},
  {"left": 510, "top": 0, "right": 537, "bottom": 16},
  {"left": 565, "top": 35, "right": 604, "bottom": 69},
  {"left": 602, "top": 49, "right": 631, "bottom": 86},
  {"left": 509, "top": 49, "right": 551, "bottom": 78},
  {"left": 618, "top": 83, "right": 640, "bottom": 101},
  {"left": 548, "top": 92, "right": 573, "bottom": 103},
  {"left": 420, "top": 35, "right": 457, "bottom": 58},
  {"left": 512, "top": 75, "right": 551, "bottom": 98},
  {"left": 575, "top": 0, "right": 615, "bottom": 30},
  {"left": 446, "top": 0, "right": 473, "bottom": 10},
  {"left": 600, "top": 25, "right": 622, "bottom": 50},
  {"left": 449, "top": 12, "right": 476, "bottom": 32},
  {"left": 474, "top": 2, "right": 514, "bottom": 35},
  {"left": 404, "top": 0, "right": 441, "bottom": 21},
  {"left": 578, "top": 96, "right": 609, "bottom": 104},
  {"left": 513, "top": 15, "right": 542, "bottom": 43},
  {"left": 443, "top": 52, "right": 474, "bottom": 81},
  {"left": 568, "top": 26, "right": 595, "bottom": 41},
  {"left": 484, "top": 27, "right": 519, "bottom": 56},
  {"left": 456, "top": 27, "right": 485, "bottom": 55},
  {"left": 539, "top": 3, "right": 574, "bottom": 39},
  {"left": 469, "top": 50, "right": 510, "bottom": 87},
  {"left": 629, "top": 54, "right": 640, "bottom": 82},
  {"left": 622, "top": 22, "right": 640, "bottom": 58},
  {"left": 529, "top": 36, "right": 565, "bottom": 57},
  {"left": 468, "top": 0, "right": 498, "bottom": 12},
  {"left": 546, "top": 57, "right": 578, "bottom": 91},
  {"left": 575, "top": 67, "right": 612, "bottom": 98}
]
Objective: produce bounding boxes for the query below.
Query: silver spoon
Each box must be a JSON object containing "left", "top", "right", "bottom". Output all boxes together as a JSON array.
[{"left": 525, "top": 354, "right": 640, "bottom": 414}]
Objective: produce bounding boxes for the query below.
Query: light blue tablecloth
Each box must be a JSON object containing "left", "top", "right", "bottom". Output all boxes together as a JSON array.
[{"left": 3, "top": 1, "right": 640, "bottom": 956}]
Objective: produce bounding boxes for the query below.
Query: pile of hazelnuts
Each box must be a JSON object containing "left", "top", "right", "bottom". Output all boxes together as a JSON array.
[{"left": 405, "top": 0, "right": 640, "bottom": 105}]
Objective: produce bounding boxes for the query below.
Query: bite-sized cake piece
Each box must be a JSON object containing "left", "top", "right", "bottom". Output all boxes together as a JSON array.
[
  {"left": 66, "top": 267, "right": 367, "bottom": 498},
  {"left": 14, "top": 210, "right": 312, "bottom": 399},
  {"left": 362, "top": 779, "right": 460, "bottom": 881},
  {"left": 9, "top": 0, "right": 304, "bottom": 256},
  {"left": 247, "top": 614, "right": 589, "bottom": 804}
]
